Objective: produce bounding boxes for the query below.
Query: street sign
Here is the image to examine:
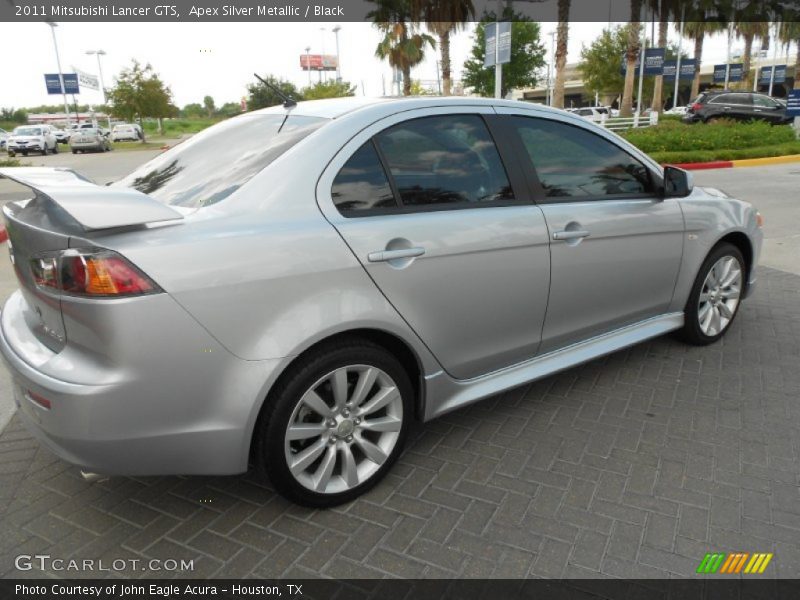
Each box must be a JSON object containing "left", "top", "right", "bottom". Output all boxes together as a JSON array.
[
  {"left": 643, "top": 48, "right": 666, "bottom": 76},
  {"left": 299, "top": 54, "right": 338, "bottom": 71},
  {"left": 758, "top": 65, "right": 787, "bottom": 84},
  {"left": 713, "top": 63, "right": 744, "bottom": 83},
  {"left": 72, "top": 67, "right": 99, "bottom": 91},
  {"left": 484, "top": 22, "right": 511, "bottom": 68},
  {"left": 662, "top": 59, "right": 696, "bottom": 80},
  {"left": 45, "top": 73, "right": 80, "bottom": 94},
  {"left": 787, "top": 89, "right": 800, "bottom": 117}
]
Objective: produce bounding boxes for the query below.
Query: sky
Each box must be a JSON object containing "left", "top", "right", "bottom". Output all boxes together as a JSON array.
[{"left": 0, "top": 20, "right": 762, "bottom": 110}]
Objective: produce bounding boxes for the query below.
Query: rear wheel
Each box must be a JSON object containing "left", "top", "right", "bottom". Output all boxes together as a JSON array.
[
  {"left": 52, "top": 142, "right": 58, "bottom": 154},
  {"left": 680, "top": 243, "right": 745, "bottom": 345},
  {"left": 255, "top": 339, "right": 412, "bottom": 507},
  {"left": 41, "top": 144, "right": 48, "bottom": 156}
]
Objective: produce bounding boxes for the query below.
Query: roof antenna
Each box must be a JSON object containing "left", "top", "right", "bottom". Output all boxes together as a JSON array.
[{"left": 253, "top": 73, "right": 297, "bottom": 108}]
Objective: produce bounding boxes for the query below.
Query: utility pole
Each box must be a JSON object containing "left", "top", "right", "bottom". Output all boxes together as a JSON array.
[
  {"left": 769, "top": 21, "right": 780, "bottom": 96},
  {"left": 549, "top": 30, "right": 556, "bottom": 105},
  {"left": 305, "top": 46, "right": 311, "bottom": 85},
  {"left": 636, "top": 7, "right": 648, "bottom": 124},
  {"left": 46, "top": 22, "right": 71, "bottom": 127}
]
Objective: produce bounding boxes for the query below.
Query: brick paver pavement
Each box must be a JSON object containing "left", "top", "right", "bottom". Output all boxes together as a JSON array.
[{"left": 1, "top": 267, "right": 798, "bottom": 580}]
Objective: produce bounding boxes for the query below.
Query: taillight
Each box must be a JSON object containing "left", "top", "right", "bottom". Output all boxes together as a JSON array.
[
  {"left": 691, "top": 102, "right": 703, "bottom": 112},
  {"left": 30, "top": 249, "right": 160, "bottom": 297}
]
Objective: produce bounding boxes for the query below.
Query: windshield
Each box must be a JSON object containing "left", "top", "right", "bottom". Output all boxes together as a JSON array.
[
  {"left": 14, "top": 127, "right": 42, "bottom": 136},
  {"left": 113, "top": 114, "right": 326, "bottom": 208}
]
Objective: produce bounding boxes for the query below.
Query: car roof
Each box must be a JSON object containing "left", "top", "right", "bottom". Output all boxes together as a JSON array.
[{"left": 248, "top": 96, "right": 570, "bottom": 121}]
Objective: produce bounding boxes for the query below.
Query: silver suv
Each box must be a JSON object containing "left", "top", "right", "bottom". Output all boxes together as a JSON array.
[{"left": 0, "top": 97, "right": 762, "bottom": 506}]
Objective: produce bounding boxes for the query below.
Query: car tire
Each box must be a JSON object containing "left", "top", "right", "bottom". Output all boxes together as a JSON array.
[
  {"left": 72, "top": 150, "right": 77, "bottom": 154},
  {"left": 679, "top": 243, "right": 746, "bottom": 346},
  {"left": 255, "top": 338, "right": 413, "bottom": 507},
  {"left": 41, "top": 144, "right": 48, "bottom": 156},
  {"left": 7, "top": 151, "right": 14, "bottom": 157},
  {"left": 52, "top": 143, "right": 58, "bottom": 154}
]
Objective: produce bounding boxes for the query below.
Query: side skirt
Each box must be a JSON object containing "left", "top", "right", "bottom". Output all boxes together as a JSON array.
[{"left": 423, "top": 312, "right": 684, "bottom": 421}]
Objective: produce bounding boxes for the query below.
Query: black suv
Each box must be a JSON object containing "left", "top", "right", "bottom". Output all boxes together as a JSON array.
[{"left": 683, "top": 91, "right": 791, "bottom": 125}]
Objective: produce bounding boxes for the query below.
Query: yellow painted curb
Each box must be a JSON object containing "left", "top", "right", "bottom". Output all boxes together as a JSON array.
[{"left": 731, "top": 154, "right": 800, "bottom": 168}]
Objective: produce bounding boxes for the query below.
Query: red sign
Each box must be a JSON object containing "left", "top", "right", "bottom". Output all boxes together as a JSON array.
[{"left": 300, "top": 54, "right": 338, "bottom": 71}]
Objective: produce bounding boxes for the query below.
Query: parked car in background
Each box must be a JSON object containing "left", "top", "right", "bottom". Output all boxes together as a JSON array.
[
  {"left": 70, "top": 122, "right": 111, "bottom": 137},
  {"left": 111, "top": 124, "right": 141, "bottom": 142},
  {"left": 69, "top": 127, "right": 111, "bottom": 153},
  {"left": 0, "top": 97, "right": 763, "bottom": 507},
  {"left": 51, "top": 128, "right": 70, "bottom": 144},
  {"left": 6, "top": 125, "right": 58, "bottom": 156},
  {"left": 683, "top": 91, "right": 791, "bottom": 124},
  {"left": 568, "top": 106, "right": 612, "bottom": 122},
  {"left": 665, "top": 105, "right": 689, "bottom": 116}
]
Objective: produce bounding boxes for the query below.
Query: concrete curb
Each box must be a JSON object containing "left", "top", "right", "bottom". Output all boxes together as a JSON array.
[{"left": 671, "top": 154, "right": 800, "bottom": 171}]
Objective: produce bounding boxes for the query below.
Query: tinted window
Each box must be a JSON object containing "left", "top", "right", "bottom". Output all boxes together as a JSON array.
[
  {"left": 332, "top": 141, "right": 397, "bottom": 215},
  {"left": 752, "top": 95, "right": 778, "bottom": 108},
  {"left": 511, "top": 116, "right": 653, "bottom": 199},
  {"left": 374, "top": 115, "right": 514, "bottom": 207},
  {"left": 113, "top": 114, "right": 325, "bottom": 208}
]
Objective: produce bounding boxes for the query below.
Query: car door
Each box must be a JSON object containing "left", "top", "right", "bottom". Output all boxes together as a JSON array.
[
  {"left": 495, "top": 110, "right": 685, "bottom": 353},
  {"left": 316, "top": 108, "right": 551, "bottom": 380}
]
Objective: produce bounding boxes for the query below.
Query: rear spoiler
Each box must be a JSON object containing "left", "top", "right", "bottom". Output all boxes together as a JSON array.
[{"left": 0, "top": 167, "right": 183, "bottom": 231}]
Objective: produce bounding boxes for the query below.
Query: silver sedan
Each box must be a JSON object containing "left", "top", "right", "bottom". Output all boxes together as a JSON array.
[
  {"left": 0, "top": 97, "right": 762, "bottom": 506},
  {"left": 69, "top": 127, "right": 111, "bottom": 153}
]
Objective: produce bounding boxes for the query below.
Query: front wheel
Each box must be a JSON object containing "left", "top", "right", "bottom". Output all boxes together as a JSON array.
[
  {"left": 255, "top": 339, "right": 413, "bottom": 507},
  {"left": 680, "top": 243, "right": 745, "bottom": 345}
]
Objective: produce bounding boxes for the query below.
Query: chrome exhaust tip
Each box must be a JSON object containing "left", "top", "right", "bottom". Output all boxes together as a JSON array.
[{"left": 80, "top": 471, "right": 109, "bottom": 483}]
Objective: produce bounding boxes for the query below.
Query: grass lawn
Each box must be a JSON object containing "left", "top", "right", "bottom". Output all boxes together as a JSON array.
[{"left": 621, "top": 119, "right": 800, "bottom": 163}]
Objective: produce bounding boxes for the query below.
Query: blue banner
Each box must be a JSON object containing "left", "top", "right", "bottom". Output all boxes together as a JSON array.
[
  {"left": 662, "top": 59, "right": 696, "bottom": 80},
  {"left": 44, "top": 73, "right": 80, "bottom": 94},
  {"left": 484, "top": 22, "right": 511, "bottom": 67},
  {"left": 643, "top": 48, "right": 666, "bottom": 76},
  {"left": 758, "top": 65, "right": 787, "bottom": 84},
  {"left": 787, "top": 89, "right": 800, "bottom": 117},
  {"left": 713, "top": 63, "right": 744, "bottom": 83}
]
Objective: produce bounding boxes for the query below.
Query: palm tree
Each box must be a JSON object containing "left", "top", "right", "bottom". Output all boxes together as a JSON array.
[
  {"left": 552, "top": 0, "right": 570, "bottom": 108},
  {"left": 411, "top": 0, "right": 474, "bottom": 96},
  {"left": 370, "top": 0, "right": 436, "bottom": 96},
  {"left": 736, "top": 21, "right": 769, "bottom": 89},
  {"left": 681, "top": 20, "right": 726, "bottom": 100},
  {"left": 650, "top": 0, "right": 677, "bottom": 112},
  {"left": 779, "top": 20, "right": 800, "bottom": 90},
  {"left": 621, "top": 0, "right": 643, "bottom": 117}
]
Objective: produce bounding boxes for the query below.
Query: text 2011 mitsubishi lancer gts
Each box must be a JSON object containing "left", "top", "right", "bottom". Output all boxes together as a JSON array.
[{"left": 0, "top": 97, "right": 762, "bottom": 506}]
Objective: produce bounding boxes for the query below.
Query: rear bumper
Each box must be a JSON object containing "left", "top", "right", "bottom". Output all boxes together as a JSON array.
[{"left": 0, "top": 289, "right": 280, "bottom": 476}]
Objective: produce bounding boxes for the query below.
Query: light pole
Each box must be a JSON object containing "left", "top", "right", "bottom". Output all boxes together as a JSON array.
[
  {"left": 332, "top": 25, "right": 342, "bottom": 82},
  {"left": 86, "top": 49, "right": 109, "bottom": 127},
  {"left": 548, "top": 30, "right": 556, "bottom": 105},
  {"left": 46, "top": 22, "right": 71, "bottom": 127}
]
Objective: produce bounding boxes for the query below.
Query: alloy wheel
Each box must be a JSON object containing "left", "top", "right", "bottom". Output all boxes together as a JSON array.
[
  {"left": 284, "top": 365, "right": 403, "bottom": 494},
  {"left": 698, "top": 255, "right": 742, "bottom": 336}
]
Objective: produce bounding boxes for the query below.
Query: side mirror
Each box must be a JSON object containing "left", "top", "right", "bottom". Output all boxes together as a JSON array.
[{"left": 662, "top": 165, "right": 694, "bottom": 198}]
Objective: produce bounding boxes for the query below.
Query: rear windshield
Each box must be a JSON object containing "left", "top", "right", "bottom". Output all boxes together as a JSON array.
[
  {"left": 113, "top": 114, "right": 326, "bottom": 208},
  {"left": 14, "top": 127, "right": 43, "bottom": 136}
]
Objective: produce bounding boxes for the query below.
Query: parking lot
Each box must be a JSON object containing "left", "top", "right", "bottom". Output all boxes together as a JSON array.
[{"left": 0, "top": 154, "right": 798, "bottom": 579}]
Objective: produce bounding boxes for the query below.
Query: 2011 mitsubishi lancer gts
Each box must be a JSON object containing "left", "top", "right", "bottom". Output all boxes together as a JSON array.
[{"left": 0, "top": 97, "right": 762, "bottom": 506}]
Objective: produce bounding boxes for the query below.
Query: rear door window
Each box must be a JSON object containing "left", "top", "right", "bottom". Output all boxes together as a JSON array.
[
  {"left": 331, "top": 141, "right": 397, "bottom": 215},
  {"left": 374, "top": 115, "right": 515, "bottom": 208}
]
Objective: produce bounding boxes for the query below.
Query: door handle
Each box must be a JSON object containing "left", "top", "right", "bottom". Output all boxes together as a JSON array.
[
  {"left": 367, "top": 247, "right": 426, "bottom": 263},
  {"left": 552, "top": 230, "right": 590, "bottom": 241}
]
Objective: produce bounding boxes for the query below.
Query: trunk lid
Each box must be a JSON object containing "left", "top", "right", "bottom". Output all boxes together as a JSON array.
[{"left": 1, "top": 167, "right": 183, "bottom": 352}]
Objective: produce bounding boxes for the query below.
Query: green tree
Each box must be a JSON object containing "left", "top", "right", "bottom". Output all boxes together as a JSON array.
[
  {"left": 370, "top": 0, "right": 436, "bottom": 96},
  {"left": 736, "top": 21, "right": 769, "bottom": 89},
  {"left": 1, "top": 108, "right": 27, "bottom": 123},
  {"left": 107, "top": 60, "right": 175, "bottom": 141},
  {"left": 411, "top": 0, "right": 475, "bottom": 96},
  {"left": 218, "top": 101, "right": 243, "bottom": 117},
  {"left": 462, "top": 9, "right": 546, "bottom": 98},
  {"left": 302, "top": 80, "right": 357, "bottom": 99},
  {"left": 203, "top": 95, "right": 216, "bottom": 117},
  {"left": 246, "top": 75, "right": 303, "bottom": 110},
  {"left": 182, "top": 103, "right": 204, "bottom": 118}
]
